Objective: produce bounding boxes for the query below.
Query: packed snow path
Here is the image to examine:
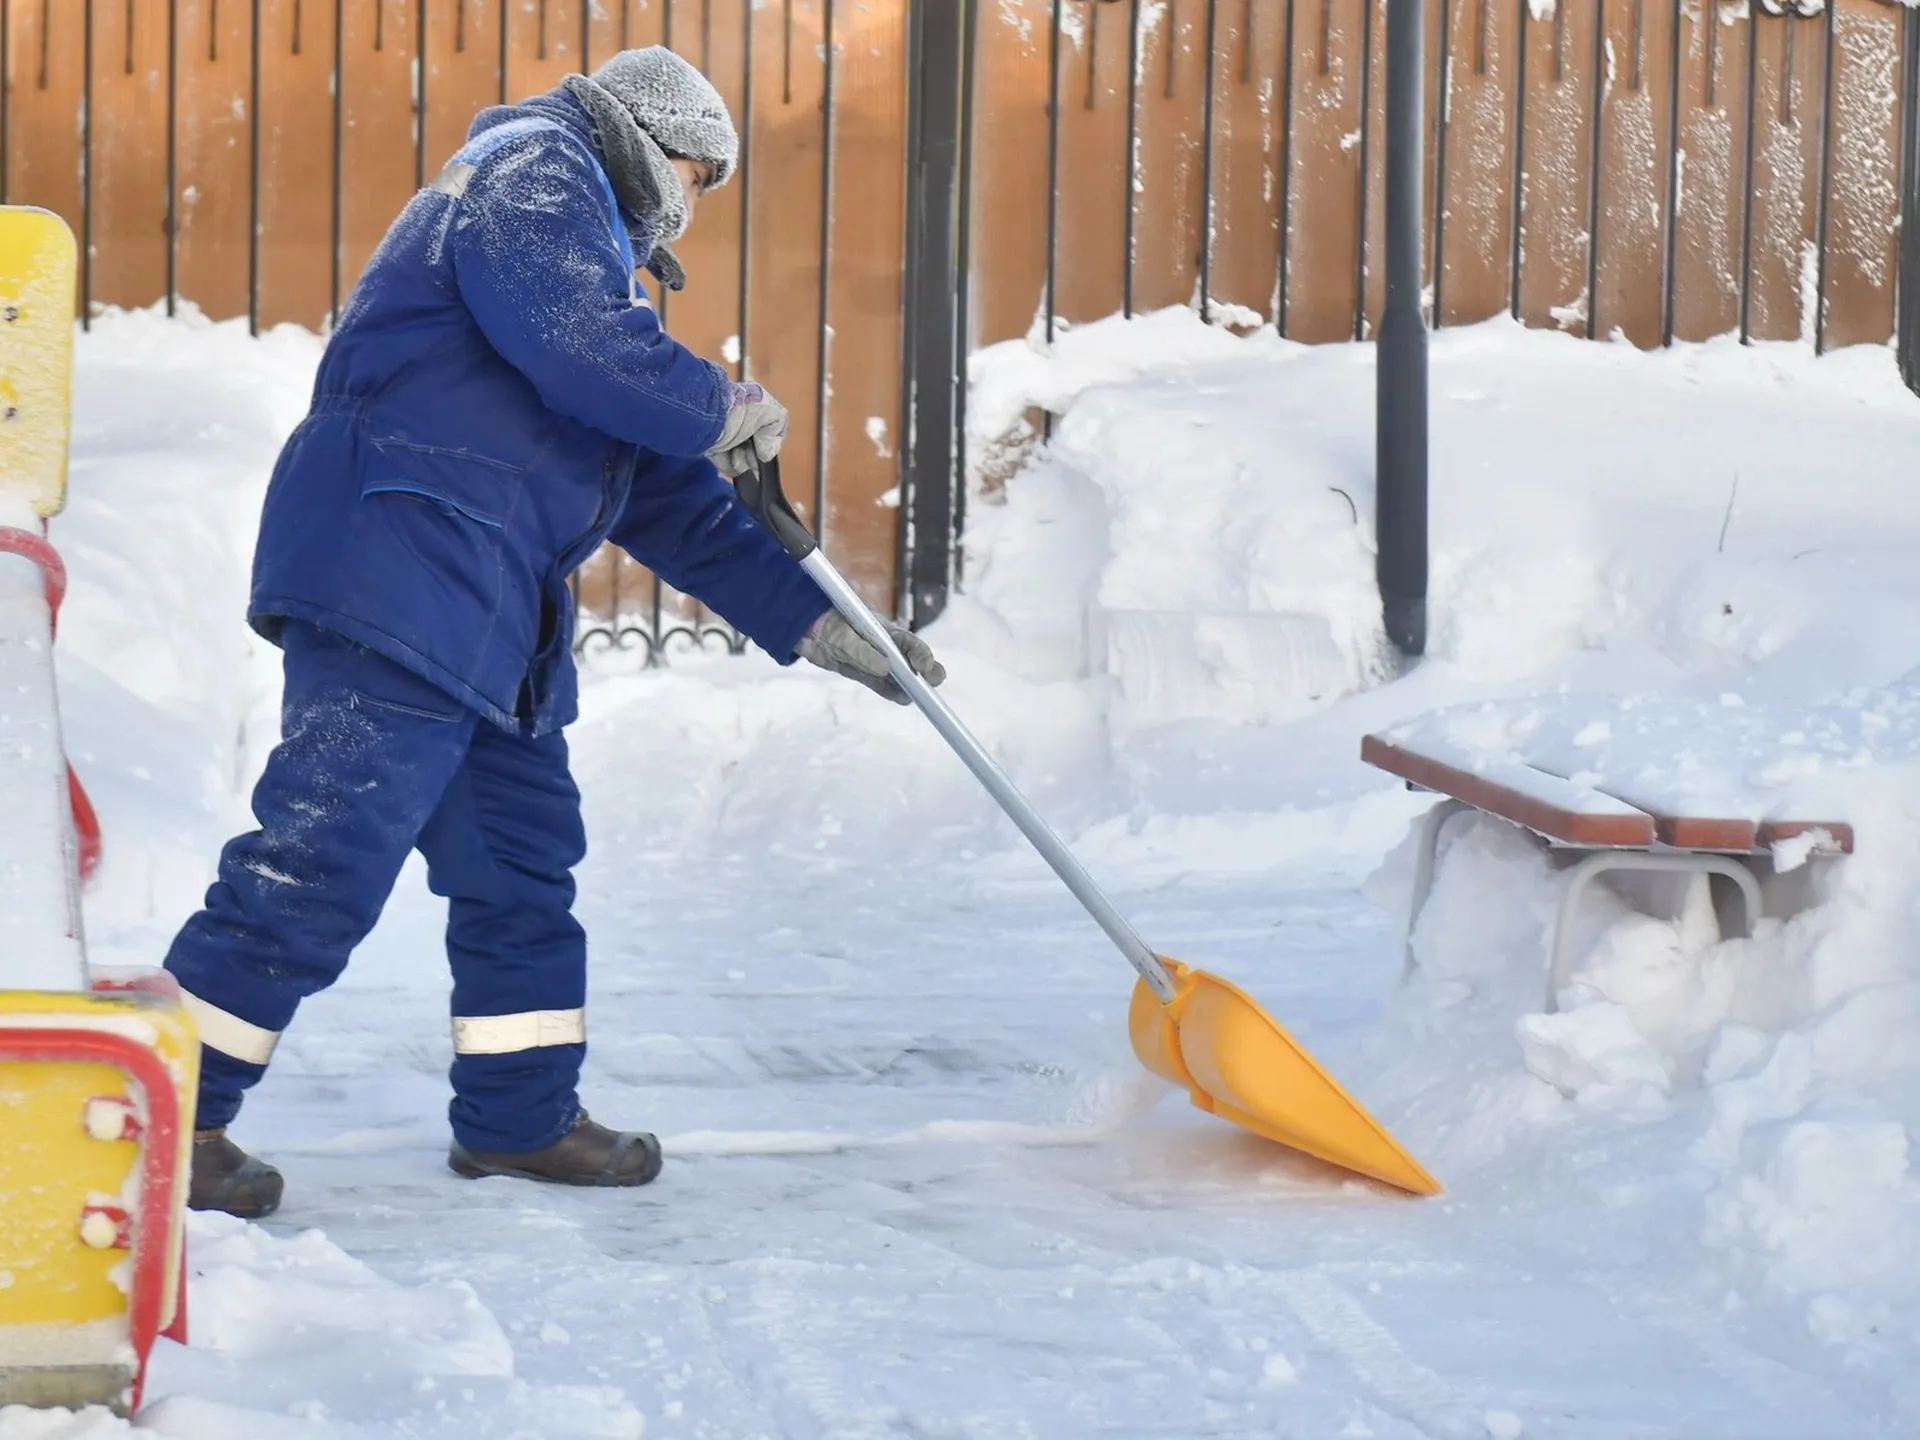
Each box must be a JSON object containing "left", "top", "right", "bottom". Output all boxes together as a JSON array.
[
  {"left": 15, "top": 306, "right": 1920, "bottom": 1437},
  {"left": 145, "top": 854, "right": 1891, "bottom": 1439}
]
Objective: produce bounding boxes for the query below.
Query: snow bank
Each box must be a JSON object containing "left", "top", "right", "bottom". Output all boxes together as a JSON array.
[
  {"left": 975, "top": 306, "right": 1920, "bottom": 1370},
  {"left": 22, "top": 297, "right": 1920, "bottom": 1430}
]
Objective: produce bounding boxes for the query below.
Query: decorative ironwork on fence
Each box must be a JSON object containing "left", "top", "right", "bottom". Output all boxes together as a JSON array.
[{"left": 5, "top": 0, "right": 1917, "bottom": 669}]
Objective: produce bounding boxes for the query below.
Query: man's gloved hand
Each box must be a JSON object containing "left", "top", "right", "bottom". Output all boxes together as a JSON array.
[
  {"left": 796, "top": 610, "right": 946, "bottom": 704},
  {"left": 708, "top": 381, "right": 788, "bottom": 477}
]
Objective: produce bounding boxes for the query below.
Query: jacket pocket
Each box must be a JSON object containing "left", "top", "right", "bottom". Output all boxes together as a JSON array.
[{"left": 363, "top": 436, "right": 524, "bottom": 529}]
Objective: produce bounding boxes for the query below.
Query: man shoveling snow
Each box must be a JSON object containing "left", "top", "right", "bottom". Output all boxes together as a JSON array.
[{"left": 160, "top": 47, "right": 945, "bottom": 1218}]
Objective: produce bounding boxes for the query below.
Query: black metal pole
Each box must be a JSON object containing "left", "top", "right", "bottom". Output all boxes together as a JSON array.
[
  {"left": 899, "top": 0, "right": 966, "bottom": 628},
  {"left": 1377, "top": 0, "right": 1426, "bottom": 659}
]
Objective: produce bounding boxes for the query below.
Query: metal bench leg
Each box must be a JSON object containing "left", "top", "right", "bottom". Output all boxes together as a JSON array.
[
  {"left": 1403, "top": 799, "right": 1473, "bottom": 984},
  {"left": 1546, "top": 851, "right": 1763, "bottom": 1012}
]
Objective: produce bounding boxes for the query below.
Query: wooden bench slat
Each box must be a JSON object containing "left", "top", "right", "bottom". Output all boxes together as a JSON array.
[
  {"left": 1360, "top": 735, "right": 1658, "bottom": 848},
  {"left": 1366, "top": 731, "right": 1857, "bottom": 857}
]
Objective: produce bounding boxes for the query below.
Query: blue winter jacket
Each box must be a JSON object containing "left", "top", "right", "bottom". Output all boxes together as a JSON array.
[{"left": 248, "top": 89, "right": 829, "bottom": 735}]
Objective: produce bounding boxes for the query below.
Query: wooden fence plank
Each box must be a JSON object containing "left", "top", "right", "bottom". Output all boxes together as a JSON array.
[
  {"left": 6, "top": 0, "right": 86, "bottom": 297},
  {"left": 1050, "top": 0, "right": 1130, "bottom": 326},
  {"left": 1207, "top": 0, "right": 1287, "bottom": 325},
  {"left": 1284, "top": 0, "right": 1366, "bottom": 341},
  {"left": 1516, "top": 0, "right": 1600, "bottom": 334},
  {"left": 1591, "top": 0, "right": 1675, "bottom": 347},
  {"left": 1437, "top": 0, "right": 1520, "bottom": 326},
  {"left": 820, "top": 2, "right": 906, "bottom": 609},
  {"left": 657, "top": 8, "right": 745, "bottom": 397},
  {"left": 1131, "top": 0, "right": 1208, "bottom": 315},
  {"left": 968, "top": 0, "right": 1049, "bottom": 346},
  {"left": 1670, "top": 0, "right": 1747, "bottom": 341},
  {"left": 1744, "top": 12, "right": 1822, "bottom": 342},
  {"left": 256, "top": 0, "right": 337, "bottom": 330},
  {"left": 174, "top": 0, "right": 252, "bottom": 321},
  {"left": 88, "top": 0, "right": 170, "bottom": 313},
  {"left": 744, "top": 0, "right": 824, "bottom": 532},
  {"left": 1821, "top": 0, "right": 1899, "bottom": 351},
  {"left": 505, "top": 0, "right": 587, "bottom": 100},
  {"left": 337, "top": 0, "right": 419, "bottom": 308},
  {"left": 424, "top": 0, "right": 507, "bottom": 178}
]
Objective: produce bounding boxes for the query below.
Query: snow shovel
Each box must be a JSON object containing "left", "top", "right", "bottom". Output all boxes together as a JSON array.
[{"left": 737, "top": 458, "right": 1439, "bottom": 1197}]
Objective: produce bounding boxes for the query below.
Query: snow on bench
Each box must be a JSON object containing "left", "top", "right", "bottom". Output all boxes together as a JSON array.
[
  {"left": 1363, "top": 694, "right": 1858, "bottom": 857},
  {"left": 1363, "top": 691, "right": 1871, "bottom": 1010}
]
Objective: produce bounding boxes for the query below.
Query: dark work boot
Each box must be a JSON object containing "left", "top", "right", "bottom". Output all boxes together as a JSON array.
[
  {"left": 447, "top": 1112, "right": 663, "bottom": 1187},
  {"left": 189, "top": 1128, "right": 285, "bottom": 1219}
]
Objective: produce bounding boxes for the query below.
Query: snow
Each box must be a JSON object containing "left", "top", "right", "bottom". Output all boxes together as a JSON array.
[
  {"left": 8, "top": 300, "right": 1920, "bottom": 1433},
  {"left": 0, "top": 549, "right": 83, "bottom": 989}
]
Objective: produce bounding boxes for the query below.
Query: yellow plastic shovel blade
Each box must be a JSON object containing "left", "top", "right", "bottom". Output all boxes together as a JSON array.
[{"left": 1127, "top": 956, "right": 1441, "bottom": 1196}]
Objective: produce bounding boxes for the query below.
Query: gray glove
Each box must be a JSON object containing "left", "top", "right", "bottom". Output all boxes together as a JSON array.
[
  {"left": 796, "top": 610, "right": 946, "bottom": 704},
  {"left": 708, "top": 381, "right": 789, "bottom": 478}
]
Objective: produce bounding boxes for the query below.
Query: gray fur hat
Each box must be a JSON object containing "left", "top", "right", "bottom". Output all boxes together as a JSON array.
[
  {"left": 585, "top": 47, "right": 738, "bottom": 188},
  {"left": 560, "top": 47, "right": 738, "bottom": 290}
]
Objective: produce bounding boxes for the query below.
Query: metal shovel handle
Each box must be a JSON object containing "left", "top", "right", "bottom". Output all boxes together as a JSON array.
[{"left": 736, "top": 458, "right": 1178, "bottom": 1005}]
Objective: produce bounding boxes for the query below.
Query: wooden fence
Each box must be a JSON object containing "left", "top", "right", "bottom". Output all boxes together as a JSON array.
[{"left": 3, "top": 0, "right": 1912, "bottom": 639}]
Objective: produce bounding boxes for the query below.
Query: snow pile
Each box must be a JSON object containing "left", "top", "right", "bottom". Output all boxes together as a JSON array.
[
  {"left": 12, "top": 299, "right": 1920, "bottom": 1432},
  {"left": 977, "top": 308, "right": 1920, "bottom": 1376}
]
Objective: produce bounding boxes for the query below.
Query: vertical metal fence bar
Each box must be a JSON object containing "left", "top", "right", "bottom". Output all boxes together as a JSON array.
[
  {"left": 1780, "top": 14, "right": 1793, "bottom": 126},
  {"left": 663, "top": 0, "right": 672, "bottom": 53},
  {"left": 496, "top": 0, "right": 507, "bottom": 102},
  {"left": 580, "top": 0, "right": 590, "bottom": 68},
  {"left": 1813, "top": 0, "right": 1835, "bottom": 355},
  {"left": 1, "top": 0, "right": 9, "bottom": 203},
  {"left": 1737, "top": 7, "right": 1756, "bottom": 343},
  {"left": 1432, "top": 0, "right": 1452, "bottom": 327},
  {"left": 1044, "top": 0, "right": 1061, "bottom": 351},
  {"left": 901, "top": 0, "right": 966, "bottom": 627},
  {"left": 1124, "top": 0, "right": 1140, "bottom": 316},
  {"left": 1584, "top": 0, "right": 1605, "bottom": 338},
  {"left": 811, "top": 0, "right": 834, "bottom": 531},
  {"left": 702, "top": 0, "right": 711, "bottom": 74},
  {"left": 417, "top": 0, "right": 428, "bottom": 189},
  {"left": 1165, "top": 0, "right": 1176, "bottom": 97},
  {"left": 82, "top": 0, "right": 93, "bottom": 328},
  {"left": 1704, "top": 0, "right": 1715, "bottom": 107},
  {"left": 1085, "top": 0, "right": 1098, "bottom": 109},
  {"left": 332, "top": 0, "right": 345, "bottom": 322},
  {"left": 124, "top": 0, "right": 132, "bottom": 74},
  {"left": 1900, "top": 6, "right": 1919, "bottom": 393},
  {"left": 1660, "top": 0, "right": 1681, "bottom": 345},
  {"left": 1198, "top": 0, "right": 1218, "bottom": 320},
  {"left": 1354, "top": 0, "right": 1376, "bottom": 341},
  {"left": 954, "top": 0, "right": 977, "bottom": 590},
  {"left": 1275, "top": 0, "right": 1294, "bottom": 334},
  {"left": 534, "top": 0, "right": 544, "bottom": 60},
  {"left": 1509, "top": 0, "right": 1527, "bottom": 319},
  {"left": 166, "top": 0, "right": 177, "bottom": 312},
  {"left": 1241, "top": 0, "right": 1253, "bottom": 82},
  {"left": 735, "top": 0, "right": 751, "bottom": 379},
  {"left": 249, "top": 0, "right": 261, "bottom": 334}
]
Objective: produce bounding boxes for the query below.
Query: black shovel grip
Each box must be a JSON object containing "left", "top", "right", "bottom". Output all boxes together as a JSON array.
[{"left": 735, "top": 456, "right": 818, "bottom": 561}]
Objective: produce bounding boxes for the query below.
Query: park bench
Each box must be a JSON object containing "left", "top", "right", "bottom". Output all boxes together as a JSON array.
[{"left": 1360, "top": 705, "right": 1857, "bottom": 1011}]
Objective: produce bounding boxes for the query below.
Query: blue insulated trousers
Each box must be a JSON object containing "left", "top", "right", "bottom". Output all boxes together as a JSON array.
[{"left": 162, "top": 620, "right": 589, "bottom": 1154}]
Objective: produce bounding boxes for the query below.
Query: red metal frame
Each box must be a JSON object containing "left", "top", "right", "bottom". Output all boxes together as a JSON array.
[
  {"left": 0, "top": 1025, "right": 184, "bottom": 1417},
  {"left": 0, "top": 524, "right": 101, "bottom": 884}
]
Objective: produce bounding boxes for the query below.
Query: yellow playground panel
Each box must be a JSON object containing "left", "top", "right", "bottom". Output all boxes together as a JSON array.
[{"left": 0, "top": 205, "right": 199, "bottom": 1420}]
